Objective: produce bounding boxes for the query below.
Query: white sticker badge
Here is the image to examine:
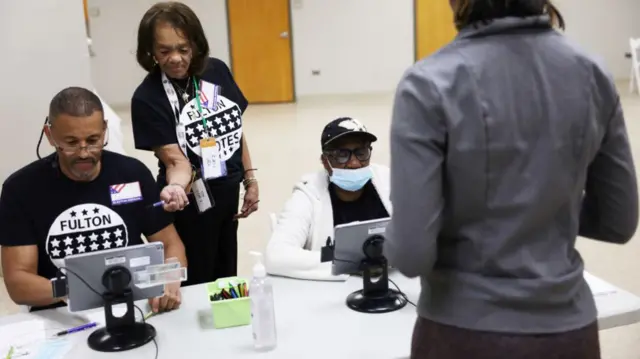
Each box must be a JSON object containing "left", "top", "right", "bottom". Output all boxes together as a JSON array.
[
  {"left": 199, "top": 80, "right": 221, "bottom": 111},
  {"left": 109, "top": 182, "right": 143, "bottom": 206}
]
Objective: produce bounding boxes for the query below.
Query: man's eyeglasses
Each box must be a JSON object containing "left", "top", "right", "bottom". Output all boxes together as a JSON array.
[
  {"left": 48, "top": 121, "right": 109, "bottom": 155},
  {"left": 36, "top": 117, "right": 109, "bottom": 159},
  {"left": 324, "top": 146, "right": 372, "bottom": 165},
  {"left": 53, "top": 141, "right": 107, "bottom": 155}
]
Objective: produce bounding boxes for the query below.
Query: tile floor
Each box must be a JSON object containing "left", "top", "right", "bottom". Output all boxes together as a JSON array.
[{"left": 2, "top": 89, "right": 640, "bottom": 358}]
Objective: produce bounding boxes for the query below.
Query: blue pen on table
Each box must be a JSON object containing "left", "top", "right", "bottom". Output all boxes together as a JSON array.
[{"left": 55, "top": 322, "right": 97, "bottom": 337}]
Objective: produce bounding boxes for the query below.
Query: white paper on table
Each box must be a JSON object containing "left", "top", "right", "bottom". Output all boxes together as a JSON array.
[
  {"left": 29, "top": 338, "right": 73, "bottom": 359},
  {"left": 0, "top": 320, "right": 46, "bottom": 357}
]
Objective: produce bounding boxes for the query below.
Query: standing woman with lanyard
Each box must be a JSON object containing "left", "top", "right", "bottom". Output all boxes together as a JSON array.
[{"left": 130, "top": 2, "right": 259, "bottom": 286}]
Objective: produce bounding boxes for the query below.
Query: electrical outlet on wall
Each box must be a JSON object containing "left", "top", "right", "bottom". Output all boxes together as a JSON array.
[
  {"left": 292, "top": 0, "right": 303, "bottom": 9},
  {"left": 311, "top": 69, "right": 321, "bottom": 76}
]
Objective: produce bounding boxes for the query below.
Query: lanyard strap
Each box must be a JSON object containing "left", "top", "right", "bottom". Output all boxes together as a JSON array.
[
  {"left": 192, "top": 78, "right": 208, "bottom": 130},
  {"left": 161, "top": 73, "right": 217, "bottom": 158},
  {"left": 161, "top": 72, "right": 181, "bottom": 124},
  {"left": 161, "top": 73, "right": 209, "bottom": 131},
  {"left": 161, "top": 72, "right": 189, "bottom": 157}
]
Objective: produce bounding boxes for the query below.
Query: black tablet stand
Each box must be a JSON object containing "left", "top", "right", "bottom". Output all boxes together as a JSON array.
[
  {"left": 87, "top": 266, "right": 156, "bottom": 352},
  {"left": 346, "top": 236, "right": 407, "bottom": 314}
]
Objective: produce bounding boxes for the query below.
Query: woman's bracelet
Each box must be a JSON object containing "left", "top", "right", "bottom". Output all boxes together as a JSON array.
[
  {"left": 243, "top": 178, "right": 258, "bottom": 189},
  {"left": 243, "top": 168, "right": 258, "bottom": 189}
]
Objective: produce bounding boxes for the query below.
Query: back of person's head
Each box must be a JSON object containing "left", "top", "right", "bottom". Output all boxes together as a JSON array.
[
  {"left": 451, "top": 0, "right": 564, "bottom": 30},
  {"left": 136, "top": 1, "right": 210, "bottom": 75},
  {"left": 48, "top": 87, "right": 103, "bottom": 123}
]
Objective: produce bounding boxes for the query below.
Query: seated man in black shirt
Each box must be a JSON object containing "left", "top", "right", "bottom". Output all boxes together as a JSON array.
[
  {"left": 0, "top": 87, "right": 187, "bottom": 313},
  {"left": 265, "top": 117, "right": 391, "bottom": 281}
]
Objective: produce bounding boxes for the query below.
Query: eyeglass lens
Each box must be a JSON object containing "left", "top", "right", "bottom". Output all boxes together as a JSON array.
[{"left": 331, "top": 147, "right": 371, "bottom": 164}]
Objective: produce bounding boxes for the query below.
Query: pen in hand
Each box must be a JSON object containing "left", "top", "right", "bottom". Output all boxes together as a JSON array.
[
  {"left": 148, "top": 200, "right": 165, "bottom": 208},
  {"left": 148, "top": 192, "right": 195, "bottom": 209}
]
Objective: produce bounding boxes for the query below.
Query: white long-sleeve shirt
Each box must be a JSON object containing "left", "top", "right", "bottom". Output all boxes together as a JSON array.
[{"left": 265, "top": 164, "right": 392, "bottom": 281}]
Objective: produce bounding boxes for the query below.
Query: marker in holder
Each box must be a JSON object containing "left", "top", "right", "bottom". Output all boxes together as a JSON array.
[{"left": 207, "top": 277, "right": 250, "bottom": 329}]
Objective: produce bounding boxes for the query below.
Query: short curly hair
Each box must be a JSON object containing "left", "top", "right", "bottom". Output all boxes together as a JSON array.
[{"left": 136, "top": 1, "right": 210, "bottom": 75}]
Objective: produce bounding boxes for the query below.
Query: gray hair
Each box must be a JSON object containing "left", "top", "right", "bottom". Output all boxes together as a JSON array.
[{"left": 48, "top": 87, "right": 104, "bottom": 123}]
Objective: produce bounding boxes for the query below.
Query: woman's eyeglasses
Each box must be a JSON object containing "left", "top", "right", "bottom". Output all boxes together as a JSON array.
[{"left": 324, "top": 146, "right": 372, "bottom": 164}]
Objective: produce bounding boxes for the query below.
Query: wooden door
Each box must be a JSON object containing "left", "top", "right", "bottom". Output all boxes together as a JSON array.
[
  {"left": 227, "top": 0, "right": 294, "bottom": 103},
  {"left": 415, "top": 0, "right": 458, "bottom": 61}
]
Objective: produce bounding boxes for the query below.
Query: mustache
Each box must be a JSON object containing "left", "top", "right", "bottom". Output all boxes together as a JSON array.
[{"left": 72, "top": 158, "right": 97, "bottom": 165}]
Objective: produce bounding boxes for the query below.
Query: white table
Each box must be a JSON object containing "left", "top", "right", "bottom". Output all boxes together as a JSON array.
[{"left": 1, "top": 271, "right": 640, "bottom": 359}]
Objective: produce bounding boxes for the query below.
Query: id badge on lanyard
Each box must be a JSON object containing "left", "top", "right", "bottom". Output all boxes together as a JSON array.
[
  {"left": 161, "top": 73, "right": 226, "bottom": 180},
  {"left": 192, "top": 176, "right": 214, "bottom": 213}
]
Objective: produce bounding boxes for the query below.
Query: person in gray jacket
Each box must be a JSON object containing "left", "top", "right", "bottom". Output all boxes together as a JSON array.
[{"left": 384, "top": 1, "right": 638, "bottom": 358}]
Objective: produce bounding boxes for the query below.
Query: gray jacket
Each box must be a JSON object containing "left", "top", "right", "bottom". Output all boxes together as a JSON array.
[{"left": 385, "top": 15, "right": 638, "bottom": 333}]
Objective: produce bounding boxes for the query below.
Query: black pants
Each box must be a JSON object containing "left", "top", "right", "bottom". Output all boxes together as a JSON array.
[
  {"left": 174, "top": 181, "right": 240, "bottom": 286},
  {"left": 411, "top": 316, "right": 601, "bottom": 359}
]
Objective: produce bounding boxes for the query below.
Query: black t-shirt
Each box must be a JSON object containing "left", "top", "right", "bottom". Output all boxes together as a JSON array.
[
  {"left": 0, "top": 151, "right": 173, "bottom": 285},
  {"left": 130, "top": 57, "right": 249, "bottom": 187},
  {"left": 329, "top": 181, "right": 390, "bottom": 226}
]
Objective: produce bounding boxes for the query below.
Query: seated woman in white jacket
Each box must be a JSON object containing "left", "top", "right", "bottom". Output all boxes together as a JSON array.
[{"left": 265, "top": 117, "right": 392, "bottom": 281}]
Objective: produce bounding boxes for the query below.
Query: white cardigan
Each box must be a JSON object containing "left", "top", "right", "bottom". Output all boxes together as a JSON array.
[{"left": 265, "top": 164, "right": 392, "bottom": 281}]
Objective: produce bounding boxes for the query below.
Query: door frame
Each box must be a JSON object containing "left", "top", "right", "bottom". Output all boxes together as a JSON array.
[
  {"left": 224, "top": 0, "right": 297, "bottom": 103},
  {"left": 413, "top": 0, "right": 418, "bottom": 62},
  {"left": 413, "top": 0, "right": 458, "bottom": 62}
]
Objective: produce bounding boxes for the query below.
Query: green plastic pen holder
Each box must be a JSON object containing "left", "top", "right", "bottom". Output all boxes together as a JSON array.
[{"left": 207, "top": 276, "right": 251, "bottom": 329}]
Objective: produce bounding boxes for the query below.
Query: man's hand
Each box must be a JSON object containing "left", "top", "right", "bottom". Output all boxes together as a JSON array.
[
  {"left": 148, "top": 282, "right": 182, "bottom": 314},
  {"left": 235, "top": 183, "right": 259, "bottom": 219},
  {"left": 160, "top": 184, "right": 189, "bottom": 212}
]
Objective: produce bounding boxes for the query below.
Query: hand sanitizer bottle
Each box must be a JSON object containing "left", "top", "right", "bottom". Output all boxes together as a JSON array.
[{"left": 249, "top": 251, "right": 277, "bottom": 351}]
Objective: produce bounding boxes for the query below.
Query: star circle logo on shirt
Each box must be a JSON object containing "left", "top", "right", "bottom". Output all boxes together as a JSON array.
[
  {"left": 179, "top": 94, "right": 243, "bottom": 161},
  {"left": 45, "top": 204, "right": 129, "bottom": 268}
]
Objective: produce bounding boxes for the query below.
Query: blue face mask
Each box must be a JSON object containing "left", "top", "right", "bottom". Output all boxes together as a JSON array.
[{"left": 329, "top": 166, "right": 372, "bottom": 192}]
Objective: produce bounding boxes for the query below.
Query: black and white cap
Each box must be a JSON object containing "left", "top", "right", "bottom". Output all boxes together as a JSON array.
[{"left": 321, "top": 117, "right": 377, "bottom": 148}]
